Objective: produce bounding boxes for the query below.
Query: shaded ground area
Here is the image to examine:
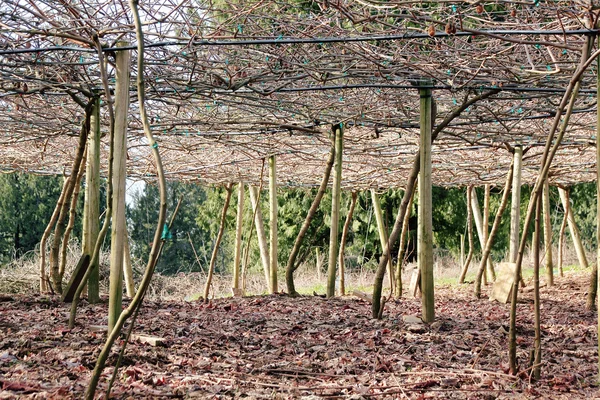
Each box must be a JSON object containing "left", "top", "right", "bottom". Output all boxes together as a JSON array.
[{"left": 0, "top": 272, "right": 598, "bottom": 399}]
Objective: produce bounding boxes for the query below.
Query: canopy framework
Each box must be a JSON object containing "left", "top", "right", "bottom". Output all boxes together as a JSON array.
[{"left": 0, "top": 1, "right": 599, "bottom": 188}]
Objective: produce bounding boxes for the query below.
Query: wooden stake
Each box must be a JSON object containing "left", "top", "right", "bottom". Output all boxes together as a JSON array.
[
  {"left": 596, "top": 49, "right": 600, "bottom": 381},
  {"left": 83, "top": 97, "right": 101, "bottom": 303},
  {"left": 316, "top": 247, "right": 322, "bottom": 282},
  {"left": 418, "top": 83, "right": 434, "bottom": 323},
  {"left": 532, "top": 197, "right": 542, "bottom": 380},
  {"left": 509, "top": 145, "right": 523, "bottom": 264},
  {"left": 108, "top": 42, "right": 130, "bottom": 332},
  {"left": 248, "top": 185, "right": 270, "bottom": 289},
  {"left": 338, "top": 191, "right": 357, "bottom": 296},
  {"left": 232, "top": 181, "right": 245, "bottom": 290},
  {"left": 269, "top": 155, "right": 278, "bottom": 294},
  {"left": 327, "top": 123, "right": 344, "bottom": 298},
  {"left": 558, "top": 190, "right": 568, "bottom": 277},
  {"left": 542, "top": 181, "right": 554, "bottom": 286},
  {"left": 371, "top": 189, "right": 394, "bottom": 293}
]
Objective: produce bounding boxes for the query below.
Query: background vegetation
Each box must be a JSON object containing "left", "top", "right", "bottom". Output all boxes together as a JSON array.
[{"left": 0, "top": 172, "right": 596, "bottom": 276}]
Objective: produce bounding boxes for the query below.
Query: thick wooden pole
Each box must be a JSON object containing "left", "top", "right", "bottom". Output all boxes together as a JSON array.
[
  {"left": 232, "top": 182, "right": 245, "bottom": 290},
  {"left": 419, "top": 84, "right": 434, "bottom": 323},
  {"left": 533, "top": 196, "right": 542, "bottom": 380},
  {"left": 248, "top": 186, "right": 270, "bottom": 289},
  {"left": 509, "top": 145, "right": 523, "bottom": 263},
  {"left": 327, "top": 123, "right": 344, "bottom": 298},
  {"left": 108, "top": 42, "right": 130, "bottom": 332},
  {"left": 558, "top": 187, "right": 589, "bottom": 269},
  {"left": 542, "top": 181, "right": 554, "bottom": 286},
  {"left": 371, "top": 189, "right": 394, "bottom": 293},
  {"left": 83, "top": 97, "right": 101, "bottom": 303},
  {"left": 269, "top": 156, "right": 278, "bottom": 294}
]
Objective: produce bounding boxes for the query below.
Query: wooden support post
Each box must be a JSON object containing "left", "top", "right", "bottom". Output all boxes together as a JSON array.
[
  {"left": 123, "top": 223, "right": 135, "bottom": 298},
  {"left": 108, "top": 42, "right": 130, "bottom": 332},
  {"left": 249, "top": 186, "right": 270, "bottom": 289},
  {"left": 83, "top": 97, "right": 101, "bottom": 303},
  {"left": 532, "top": 196, "right": 542, "bottom": 380},
  {"left": 542, "top": 181, "right": 554, "bottom": 286},
  {"left": 327, "top": 123, "right": 344, "bottom": 298},
  {"left": 233, "top": 182, "right": 245, "bottom": 291},
  {"left": 371, "top": 189, "right": 394, "bottom": 293},
  {"left": 339, "top": 192, "right": 357, "bottom": 296},
  {"left": 269, "top": 156, "right": 278, "bottom": 294},
  {"left": 509, "top": 146, "right": 523, "bottom": 263},
  {"left": 419, "top": 84, "right": 434, "bottom": 323},
  {"left": 471, "top": 188, "right": 493, "bottom": 282},
  {"left": 558, "top": 187, "right": 588, "bottom": 269}
]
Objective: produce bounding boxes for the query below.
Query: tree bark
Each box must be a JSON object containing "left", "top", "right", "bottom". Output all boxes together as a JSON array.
[
  {"left": 285, "top": 132, "right": 336, "bottom": 295},
  {"left": 509, "top": 146, "right": 523, "bottom": 264}
]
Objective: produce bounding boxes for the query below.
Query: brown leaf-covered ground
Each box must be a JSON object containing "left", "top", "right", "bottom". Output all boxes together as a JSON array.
[{"left": 0, "top": 272, "right": 598, "bottom": 399}]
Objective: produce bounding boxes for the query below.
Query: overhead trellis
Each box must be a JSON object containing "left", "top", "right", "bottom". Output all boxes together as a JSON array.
[{"left": 0, "top": 0, "right": 599, "bottom": 188}]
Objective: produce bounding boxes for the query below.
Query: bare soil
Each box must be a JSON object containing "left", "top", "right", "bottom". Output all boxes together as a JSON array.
[{"left": 0, "top": 271, "right": 598, "bottom": 399}]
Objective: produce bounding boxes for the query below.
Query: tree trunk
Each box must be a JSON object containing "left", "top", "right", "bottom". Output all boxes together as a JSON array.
[
  {"left": 327, "top": 124, "right": 344, "bottom": 298},
  {"left": 285, "top": 132, "right": 336, "bottom": 295},
  {"left": 108, "top": 42, "right": 130, "bottom": 333},
  {"left": 203, "top": 184, "right": 233, "bottom": 301},
  {"left": 475, "top": 160, "right": 514, "bottom": 297},
  {"left": 338, "top": 192, "right": 357, "bottom": 296},
  {"left": 269, "top": 156, "right": 278, "bottom": 294},
  {"left": 542, "top": 181, "right": 554, "bottom": 286}
]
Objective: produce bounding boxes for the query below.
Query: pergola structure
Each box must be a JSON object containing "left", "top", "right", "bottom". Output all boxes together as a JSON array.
[
  {"left": 1, "top": 0, "right": 599, "bottom": 188},
  {"left": 1, "top": 0, "right": 600, "bottom": 393}
]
